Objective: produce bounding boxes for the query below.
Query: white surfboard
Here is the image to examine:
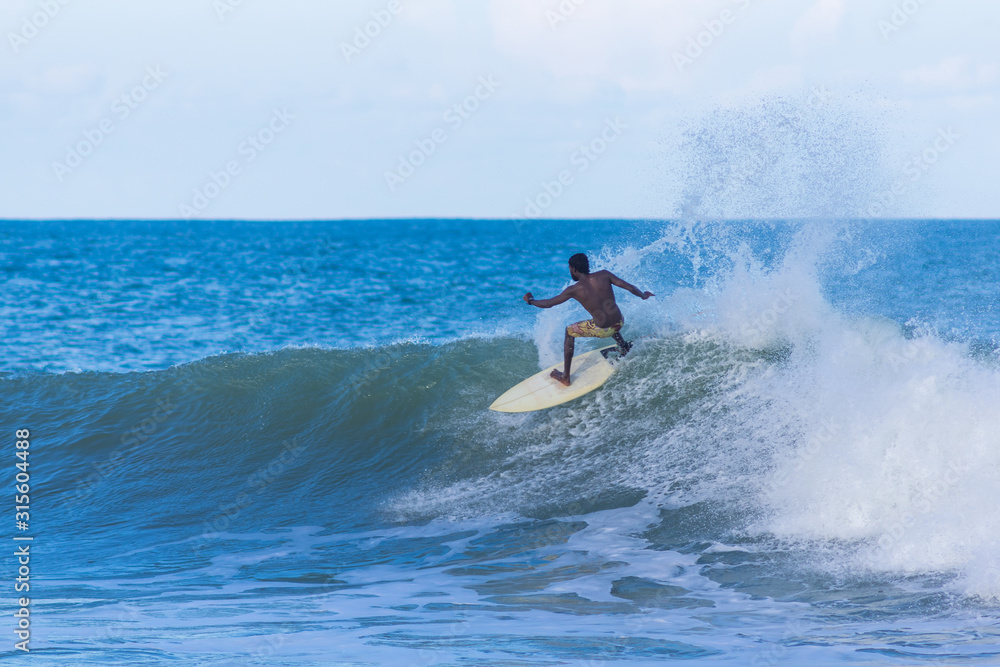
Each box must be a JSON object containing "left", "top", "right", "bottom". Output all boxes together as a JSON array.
[{"left": 489, "top": 345, "right": 621, "bottom": 413}]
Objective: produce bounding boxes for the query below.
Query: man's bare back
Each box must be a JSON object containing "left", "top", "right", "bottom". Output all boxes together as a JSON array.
[
  {"left": 563, "top": 270, "right": 627, "bottom": 328},
  {"left": 523, "top": 253, "right": 654, "bottom": 387}
]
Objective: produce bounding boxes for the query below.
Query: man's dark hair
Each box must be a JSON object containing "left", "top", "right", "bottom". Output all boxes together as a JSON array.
[{"left": 569, "top": 253, "right": 590, "bottom": 275}]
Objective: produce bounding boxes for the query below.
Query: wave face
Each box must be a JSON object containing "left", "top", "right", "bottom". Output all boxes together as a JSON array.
[{"left": 6, "top": 219, "right": 1000, "bottom": 663}]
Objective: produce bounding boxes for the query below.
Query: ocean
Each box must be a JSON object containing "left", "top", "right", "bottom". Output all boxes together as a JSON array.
[{"left": 3, "top": 218, "right": 1000, "bottom": 665}]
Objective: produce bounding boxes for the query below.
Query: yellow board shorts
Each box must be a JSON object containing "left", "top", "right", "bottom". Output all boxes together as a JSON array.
[{"left": 566, "top": 319, "right": 623, "bottom": 339}]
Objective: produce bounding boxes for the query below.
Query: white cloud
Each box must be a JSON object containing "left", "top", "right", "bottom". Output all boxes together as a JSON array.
[
  {"left": 487, "top": 0, "right": 727, "bottom": 94},
  {"left": 7, "top": 91, "right": 43, "bottom": 114},
  {"left": 790, "top": 0, "right": 845, "bottom": 47},
  {"left": 1, "top": 0, "right": 999, "bottom": 218},
  {"left": 902, "top": 56, "right": 999, "bottom": 91},
  {"left": 28, "top": 64, "right": 101, "bottom": 96}
]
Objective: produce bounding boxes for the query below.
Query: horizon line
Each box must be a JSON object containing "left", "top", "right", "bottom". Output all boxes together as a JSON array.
[{"left": 3, "top": 217, "right": 1000, "bottom": 223}]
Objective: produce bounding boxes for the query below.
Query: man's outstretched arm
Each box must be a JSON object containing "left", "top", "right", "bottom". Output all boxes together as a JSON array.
[
  {"left": 608, "top": 272, "right": 654, "bottom": 300},
  {"left": 523, "top": 287, "right": 573, "bottom": 308}
]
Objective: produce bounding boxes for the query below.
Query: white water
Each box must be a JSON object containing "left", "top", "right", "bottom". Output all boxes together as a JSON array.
[
  {"left": 397, "top": 221, "right": 1000, "bottom": 605},
  {"left": 654, "top": 222, "right": 1000, "bottom": 600}
]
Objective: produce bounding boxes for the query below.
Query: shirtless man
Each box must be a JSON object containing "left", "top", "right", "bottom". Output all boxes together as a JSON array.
[{"left": 523, "top": 253, "right": 654, "bottom": 386}]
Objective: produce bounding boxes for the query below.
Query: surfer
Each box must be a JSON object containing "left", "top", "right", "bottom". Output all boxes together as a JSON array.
[{"left": 523, "top": 253, "right": 654, "bottom": 386}]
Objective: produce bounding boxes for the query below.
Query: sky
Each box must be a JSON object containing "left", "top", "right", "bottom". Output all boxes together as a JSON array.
[{"left": 2, "top": 0, "right": 998, "bottom": 220}]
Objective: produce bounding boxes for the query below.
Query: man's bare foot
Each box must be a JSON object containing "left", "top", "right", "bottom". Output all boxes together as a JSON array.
[{"left": 550, "top": 369, "right": 571, "bottom": 387}]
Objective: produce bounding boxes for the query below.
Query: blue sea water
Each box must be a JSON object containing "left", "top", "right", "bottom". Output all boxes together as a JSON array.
[{"left": 3, "top": 218, "right": 1000, "bottom": 665}]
